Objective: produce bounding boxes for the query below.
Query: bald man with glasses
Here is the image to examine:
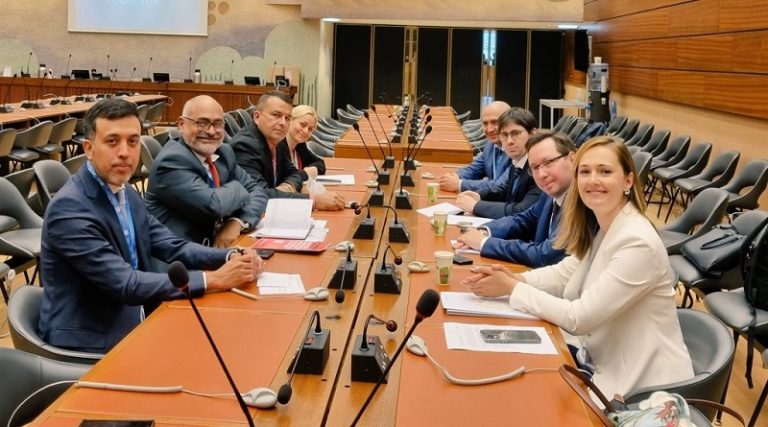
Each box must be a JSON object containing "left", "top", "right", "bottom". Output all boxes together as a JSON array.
[
  {"left": 454, "top": 132, "right": 576, "bottom": 268},
  {"left": 146, "top": 95, "right": 268, "bottom": 247}
]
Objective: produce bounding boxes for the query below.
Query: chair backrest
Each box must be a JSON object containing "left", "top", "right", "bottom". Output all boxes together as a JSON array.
[
  {"left": 671, "top": 142, "right": 712, "bottom": 174},
  {"left": 139, "top": 135, "right": 163, "bottom": 172},
  {"left": 551, "top": 115, "right": 571, "bottom": 132},
  {"left": 223, "top": 113, "right": 241, "bottom": 137},
  {"left": 13, "top": 121, "right": 54, "bottom": 149},
  {"left": 62, "top": 154, "right": 86, "bottom": 174},
  {"left": 32, "top": 160, "right": 71, "bottom": 213},
  {"left": 456, "top": 110, "right": 472, "bottom": 123},
  {"left": 144, "top": 101, "right": 166, "bottom": 124},
  {"left": 605, "top": 115, "right": 627, "bottom": 135},
  {"left": 664, "top": 188, "right": 729, "bottom": 235},
  {"left": 640, "top": 129, "right": 671, "bottom": 156},
  {"left": 694, "top": 150, "right": 740, "bottom": 186},
  {"left": 346, "top": 104, "right": 365, "bottom": 116},
  {"left": 615, "top": 119, "right": 639, "bottom": 141},
  {"left": 625, "top": 123, "right": 655, "bottom": 146},
  {"left": 8, "top": 285, "right": 104, "bottom": 364},
  {"left": 0, "top": 347, "right": 89, "bottom": 427},
  {"left": 235, "top": 108, "right": 251, "bottom": 127},
  {"left": 655, "top": 134, "right": 691, "bottom": 163},
  {"left": 624, "top": 309, "right": 735, "bottom": 420},
  {"left": 307, "top": 139, "right": 334, "bottom": 158},
  {"left": 48, "top": 117, "right": 77, "bottom": 145},
  {"left": 136, "top": 104, "right": 150, "bottom": 121},
  {"left": 632, "top": 151, "right": 653, "bottom": 187},
  {"left": 558, "top": 115, "right": 579, "bottom": 134},
  {"left": 3, "top": 169, "right": 42, "bottom": 219},
  {"left": 721, "top": 159, "right": 768, "bottom": 210},
  {"left": 0, "top": 128, "right": 18, "bottom": 157},
  {"left": 566, "top": 120, "right": 588, "bottom": 141},
  {"left": 336, "top": 109, "right": 360, "bottom": 125}
]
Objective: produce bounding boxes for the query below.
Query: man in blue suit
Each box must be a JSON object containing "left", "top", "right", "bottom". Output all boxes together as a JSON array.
[
  {"left": 455, "top": 107, "right": 542, "bottom": 219},
  {"left": 455, "top": 132, "right": 576, "bottom": 268},
  {"left": 439, "top": 101, "right": 511, "bottom": 193},
  {"left": 39, "top": 98, "right": 264, "bottom": 353}
]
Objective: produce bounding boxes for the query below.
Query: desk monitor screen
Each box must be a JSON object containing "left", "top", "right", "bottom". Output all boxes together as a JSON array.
[
  {"left": 275, "top": 75, "right": 289, "bottom": 86},
  {"left": 72, "top": 69, "right": 90, "bottom": 80},
  {"left": 244, "top": 76, "right": 261, "bottom": 86},
  {"left": 153, "top": 72, "right": 170, "bottom": 83}
]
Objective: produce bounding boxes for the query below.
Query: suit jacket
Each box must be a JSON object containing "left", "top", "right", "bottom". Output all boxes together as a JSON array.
[
  {"left": 481, "top": 195, "right": 566, "bottom": 267},
  {"left": 229, "top": 120, "right": 307, "bottom": 199},
  {"left": 39, "top": 166, "right": 229, "bottom": 353},
  {"left": 456, "top": 139, "right": 511, "bottom": 193},
  {"left": 291, "top": 141, "right": 326, "bottom": 182},
  {"left": 145, "top": 137, "right": 267, "bottom": 244},
  {"left": 511, "top": 205, "right": 694, "bottom": 396},
  {"left": 473, "top": 161, "right": 542, "bottom": 219}
]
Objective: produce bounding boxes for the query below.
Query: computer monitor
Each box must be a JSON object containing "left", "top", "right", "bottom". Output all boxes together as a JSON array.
[
  {"left": 71, "top": 69, "right": 90, "bottom": 80},
  {"left": 275, "top": 75, "right": 289, "bottom": 86},
  {"left": 244, "top": 76, "right": 261, "bottom": 86},
  {"left": 153, "top": 72, "right": 170, "bottom": 83}
]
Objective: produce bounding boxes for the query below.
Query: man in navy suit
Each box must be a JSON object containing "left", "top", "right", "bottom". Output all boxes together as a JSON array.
[
  {"left": 145, "top": 95, "right": 268, "bottom": 247},
  {"left": 455, "top": 107, "right": 542, "bottom": 219},
  {"left": 38, "top": 98, "right": 264, "bottom": 353},
  {"left": 439, "top": 101, "right": 511, "bottom": 193},
  {"left": 455, "top": 132, "right": 576, "bottom": 268}
]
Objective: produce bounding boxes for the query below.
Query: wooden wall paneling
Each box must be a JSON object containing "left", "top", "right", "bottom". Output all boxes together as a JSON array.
[
  {"left": 589, "top": 0, "right": 768, "bottom": 42},
  {"left": 610, "top": 67, "right": 768, "bottom": 120},
  {"left": 593, "top": 30, "right": 768, "bottom": 74},
  {"left": 589, "top": 0, "right": 690, "bottom": 21}
]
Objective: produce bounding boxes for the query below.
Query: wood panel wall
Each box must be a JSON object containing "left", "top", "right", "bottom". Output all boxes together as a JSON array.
[{"left": 586, "top": 0, "right": 768, "bottom": 120}]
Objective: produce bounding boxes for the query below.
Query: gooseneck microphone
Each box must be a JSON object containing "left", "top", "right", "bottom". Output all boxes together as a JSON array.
[
  {"left": 146, "top": 56, "right": 153, "bottom": 81},
  {"left": 373, "top": 204, "right": 410, "bottom": 243},
  {"left": 167, "top": 261, "right": 255, "bottom": 427},
  {"left": 362, "top": 111, "right": 389, "bottom": 164},
  {"left": 129, "top": 67, "right": 137, "bottom": 81},
  {"left": 278, "top": 310, "right": 322, "bottom": 404},
  {"left": 105, "top": 54, "right": 110, "bottom": 78},
  {"left": 352, "top": 122, "right": 390, "bottom": 185},
  {"left": 404, "top": 124, "right": 433, "bottom": 174},
  {"left": 25, "top": 51, "right": 32, "bottom": 76},
  {"left": 352, "top": 202, "right": 376, "bottom": 240},
  {"left": 375, "top": 244, "right": 403, "bottom": 293},
  {"left": 188, "top": 57, "right": 193, "bottom": 81},
  {"left": 380, "top": 245, "right": 403, "bottom": 272},
  {"left": 369, "top": 105, "right": 395, "bottom": 155},
  {"left": 351, "top": 289, "right": 440, "bottom": 426},
  {"left": 63, "top": 54, "right": 72, "bottom": 79},
  {"left": 360, "top": 314, "right": 397, "bottom": 351}
]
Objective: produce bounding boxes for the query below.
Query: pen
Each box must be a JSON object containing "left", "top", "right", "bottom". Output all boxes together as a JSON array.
[{"left": 317, "top": 178, "right": 343, "bottom": 183}]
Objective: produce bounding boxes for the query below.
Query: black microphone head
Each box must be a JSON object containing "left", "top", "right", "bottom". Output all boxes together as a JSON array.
[
  {"left": 335, "top": 289, "right": 345, "bottom": 303},
  {"left": 354, "top": 205, "right": 363, "bottom": 215},
  {"left": 150, "top": 56, "right": 153, "bottom": 60},
  {"left": 370, "top": 104, "right": 377, "bottom": 112},
  {"left": 277, "top": 383, "right": 292, "bottom": 405},
  {"left": 424, "top": 125, "right": 433, "bottom": 135},
  {"left": 167, "top": 261, "right": 189, "bottom": 290},
  {"left": 385, "top": 320, "right": 398, "bottom": 332},
  {"left": 352, "top": 122, "right": 360, "bottom": 131},
  {"left": 393, "top": 255, "right": 403, "bottom": 266},
  {"left": 416, "top": 289, "right": 440, "bottom": 318},
  {"left": 133, "top": 67, "right": 136, "bottom": 71},
  {"left": 363, "top": 111, "right": 369, "bottom": 119},
  {"left": 424, "top": 107, "right": 431, "bottom": 115},
  {"left": 425, "top": 115, "right": 433, "bottom": 123}
]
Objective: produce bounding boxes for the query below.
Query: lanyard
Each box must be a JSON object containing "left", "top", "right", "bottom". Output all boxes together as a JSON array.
[{"left": 86, "top": 162, "right": 138, "bottom": 270}]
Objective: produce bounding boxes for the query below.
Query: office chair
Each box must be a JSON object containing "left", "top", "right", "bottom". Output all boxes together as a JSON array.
[
  {"left": 666, "top": 150, "right": 740, "bottom": 222},
  {"left": 640, "top": 129, "right": 671, "bottom": 157},
  {"left": 719, "top": 159, "right": 768, "bottom": 216},
  {"left": 658, "top": 188, "right": 729, "bottom": 255},
  {"left": 32, "top": 160, "right": 71, "bottom": 214}
]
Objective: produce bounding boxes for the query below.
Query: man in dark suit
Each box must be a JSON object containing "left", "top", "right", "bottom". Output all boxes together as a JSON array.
[
  {"left": 454, "top": 132, "right": 576, "bottom": 268},
  {"left": 455, "top": 107, "right": 542, "bottom": 219},
  {"left": 229, "top": 91, "right": 344, "bottom": 210},
  {"left": 38, "top": 98, "right": 263, "bottom": 353},
  {"left": 145, "top": 95, "right": 268, "bottom": 247}
]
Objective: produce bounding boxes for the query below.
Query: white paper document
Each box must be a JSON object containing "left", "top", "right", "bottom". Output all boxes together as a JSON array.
[
  {"left": 257, "top": 272, "right": 305, "bottom": 295},
  {"left": 315, "top": 174, "right": 356, "bottom": 186},
  {"left": 254, "top": 199, "right": 314, "bottom": 239},
  {"left": 447, "top": 215, "right": 492, "bottom": 227},
  {"left": 440, "top": 292, "right": 538, "bottom": 320},
  {"left": 306, "top": 220, "right": 328, "bottom": 242},
  {"left": 417, "top": 202, "right": 463, "bottom": 217},
  {"left": 443, "top": 322, "right": 557, "bottom": 354}
]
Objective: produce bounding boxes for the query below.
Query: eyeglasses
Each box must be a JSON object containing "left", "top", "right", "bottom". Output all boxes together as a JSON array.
[
  {"left": 529, "top": 153, "right": 568, "bottom": 174},
  {"left": 181, "top": 116, "right": 225, "bottom": 131},
  {"left": 499, "top": 129, "right": 526, "bottom": 140}
]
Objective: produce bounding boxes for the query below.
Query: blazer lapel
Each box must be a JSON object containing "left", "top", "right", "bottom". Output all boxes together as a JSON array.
[{"left": 79, "top": 168, "right": 133, "bottom": 263}]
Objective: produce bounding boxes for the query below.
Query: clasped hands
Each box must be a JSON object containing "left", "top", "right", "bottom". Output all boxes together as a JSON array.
[
  {"left": 207, "top": 247, "right": 265, "bottom": 291},
  {"left": 462, "top": 264, "right": 522, "bottom": 298}
]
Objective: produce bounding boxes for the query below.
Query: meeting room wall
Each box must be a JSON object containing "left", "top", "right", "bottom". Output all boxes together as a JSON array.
[
  {"left": 0, "top": 1, "right": 322, "bottom": 108},
  {"left": 565, "top": 0, "right": 768, "bottom": 209}
]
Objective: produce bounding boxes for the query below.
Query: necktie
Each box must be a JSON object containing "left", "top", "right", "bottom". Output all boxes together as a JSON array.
[
  {"left": 510, "top": 167, "right": 522, "bottom": 197},
  {"left": 549, "top": 202, "right": 561, "bottom": 236},
  {"left": 205, "top": 157, "right": 220, "bottom": 188}
]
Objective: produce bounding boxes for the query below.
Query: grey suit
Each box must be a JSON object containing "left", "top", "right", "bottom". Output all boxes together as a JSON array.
[{"left": 145, "top": 137, "right": 267, "bottom": 244}]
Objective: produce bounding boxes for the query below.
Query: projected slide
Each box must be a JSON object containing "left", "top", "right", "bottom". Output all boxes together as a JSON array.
[{"left": 69, "top": 0, "right": 207, "bottom": 36}]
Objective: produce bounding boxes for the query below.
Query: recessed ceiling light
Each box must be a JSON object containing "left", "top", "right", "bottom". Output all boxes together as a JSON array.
[
  {"left": 558, "top": 24, "right": 579, "bottom": 29},
  {"left": 322, "top": 17, "right": 341, "bottom": 23}
]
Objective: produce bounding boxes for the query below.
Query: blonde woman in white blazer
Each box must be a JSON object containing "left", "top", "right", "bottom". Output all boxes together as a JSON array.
[{"left": 463, "top": 135, "right": 693, "bottom": 398}]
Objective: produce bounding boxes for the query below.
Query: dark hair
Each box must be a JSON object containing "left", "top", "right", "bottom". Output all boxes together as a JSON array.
[
  {"left": 525, "top": 131, "right": 576, "bottom": 154},
  {"left": 498, "top": 107, "right": 538, "bottom": 133},
  {"left": 84, "top": 98, "right": 140, "bottom": 139},
  {"left": 256, "top": 90, "right": 293, "bottom": 111}
]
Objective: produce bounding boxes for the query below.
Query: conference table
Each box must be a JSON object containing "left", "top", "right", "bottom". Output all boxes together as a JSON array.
[{"left": 31, "top": 156, "right": 597, "bottom": 426}]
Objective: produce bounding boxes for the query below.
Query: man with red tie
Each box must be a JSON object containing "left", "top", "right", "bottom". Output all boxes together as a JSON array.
[{"left": 146, "top": 95, "right": 268, "bottom": 247}]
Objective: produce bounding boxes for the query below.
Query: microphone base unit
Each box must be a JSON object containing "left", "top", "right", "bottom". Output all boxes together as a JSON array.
[
  {"left": 0, "top": 105, "right": 15, "bottom": 113},
  {"left": 351, "top": 335, "right": 390, "bottom": 383},
  {"left": 224, "top": 80, "right": 234, "bottom": 85},
  {"left": 287, "top": 329, "right": 331, "bottom": 375},
  {"left": 20, "top": 101, "right": 45, "bottom": 109},
  {"left": 367, "top": 190, "right": 384, "bottom": 206},
  {"left": 183, "top": 79, "right": 194, "bottom": 83},
  {"left": 60, "top": 75, "right": 71, "bottom": 80},
  {"left": 374, "top": 264, "right": 402, "bottom": 294},
  {"left": 391, "top": 133, "right": 401, "bottom": 144},
  {"left": 403, "top": 159, "right": 417, "bottom": 172},
  {"left": 353, "top": 217, "right": 376, "bottom": 240},
  {"left": 95, "top": 93, "right": 113, "bottom": 99},
  {"left": 327, "top": 259, "right": 358, "bottom": 290},
  {"left": 388, "top": 221, "right": 411, "bottom": 243},
  {"left": 382, "top": 156, "right": 395, "bottom": 169},
  {"left": 142, "top": 77, "right": 152, "bottom": 82},
  {"left": 376, "top": 170, "right": 391, "bottom": 186},
  {"left": 395, "top": 192, "right": 413, "bottom": 210},
  {"left": 399, "top": 173, "right": 415, "bottom": 187}
]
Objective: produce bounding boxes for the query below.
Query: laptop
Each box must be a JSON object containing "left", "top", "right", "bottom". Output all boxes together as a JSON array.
[
  {"left": 71, "top": 69, "right": 90, "bottom": 80},
  {"left": 244, "top": 76, "right": 261, "bottom": 86},
  {"left": 153, "top": 72, "right": 170, "bottom": 83}
]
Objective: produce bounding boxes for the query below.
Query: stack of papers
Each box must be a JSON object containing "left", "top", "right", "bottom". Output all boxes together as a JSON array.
[
  {"left": 257, "top": 272, "right": 305, "bottom": 295},
  {"left": 416, "top": 202, "right": 463, "bottom": 217},
  {"left": 254, "top": 199, "right": 314, "bottom": 239},
  {"left": 315, "top": 174, "right": 356, "bottom": 186},
  {"left": 440, "top": 292, "right": 538, "bottom": 320}
]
